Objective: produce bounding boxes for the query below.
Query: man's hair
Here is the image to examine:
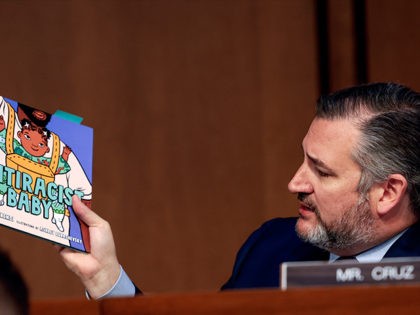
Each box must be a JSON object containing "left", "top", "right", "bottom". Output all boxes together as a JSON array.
[
  {"left": 315, "top": 82, "right": 420, "bottom": 216},
  {"left": 0, "top": 248, "right": 29, "bottom": 315}
]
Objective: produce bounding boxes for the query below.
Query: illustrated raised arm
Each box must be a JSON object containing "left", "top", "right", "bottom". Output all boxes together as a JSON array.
[{"left": 0, "top": 115, "right": 4, "bottom": 131}]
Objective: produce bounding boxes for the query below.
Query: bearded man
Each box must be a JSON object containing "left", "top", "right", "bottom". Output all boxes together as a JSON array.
[{"left": 58, "top": 82, "right": 420, "bottom": 297}]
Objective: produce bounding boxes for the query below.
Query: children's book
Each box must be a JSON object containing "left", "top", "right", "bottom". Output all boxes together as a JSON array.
[{"left": 0, "top": 96, "right": 92, "bottom": 252}]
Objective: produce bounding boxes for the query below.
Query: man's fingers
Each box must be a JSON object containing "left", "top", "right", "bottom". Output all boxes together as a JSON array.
[
  {"left": 71, "top": 195, "right": 103, "bottom": 227},
  {"left": 53, "top": 244, "right": 65, "bottom": 252}
]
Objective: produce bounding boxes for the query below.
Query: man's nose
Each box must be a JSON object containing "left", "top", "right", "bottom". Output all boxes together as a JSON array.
[{"left": 288, "top": 165, "right": 313, "bottom": 194}]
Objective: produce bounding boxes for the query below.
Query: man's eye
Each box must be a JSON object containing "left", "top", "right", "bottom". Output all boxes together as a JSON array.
[
  {"left": 317, "top": 169, "right": 330, "bottom": 177},
  {"left": 24, "top": 134, "right": 30, "bottom": 140}
]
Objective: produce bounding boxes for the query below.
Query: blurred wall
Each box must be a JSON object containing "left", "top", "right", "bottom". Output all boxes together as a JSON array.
[{"left": 0, "top": 0, "right": 418, "bottom": 300}]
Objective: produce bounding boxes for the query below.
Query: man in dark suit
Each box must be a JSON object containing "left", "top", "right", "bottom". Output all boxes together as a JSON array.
[
  {"left": 222, "top": 82, "right": 420, "bottom": 289},
  {"left": 59, "top": 82, "right": 420, "bottom": 298}
]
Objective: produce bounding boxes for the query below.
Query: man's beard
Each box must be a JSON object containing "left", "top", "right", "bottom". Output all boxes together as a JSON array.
[{"left": 295, "top": 192, "right": 376, "bottom": 252}]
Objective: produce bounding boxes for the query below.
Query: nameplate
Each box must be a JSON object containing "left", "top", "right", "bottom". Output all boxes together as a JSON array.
[{"left": 280, "top": 257, "right": 420, "bottom": 290}]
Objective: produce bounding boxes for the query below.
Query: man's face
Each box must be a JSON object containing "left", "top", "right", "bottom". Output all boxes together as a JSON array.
[
  {"left": 18, "top": 128, "right": 50, "bottom": 157},
  {"left": 288, "top": 118, "right": 376, "bottom": 253}
]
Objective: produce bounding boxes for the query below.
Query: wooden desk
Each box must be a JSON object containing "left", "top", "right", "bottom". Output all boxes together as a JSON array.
[
  {"left": 31, "top": 298, "right": 99, "bottom": 315},
  {"left": 32, "top": 285, "right": 420, "bottom": 315}
]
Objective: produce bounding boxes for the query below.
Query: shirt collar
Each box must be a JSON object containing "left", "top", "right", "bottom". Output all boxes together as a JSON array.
[{"left": 329, "top": 229, "right": 407, "bottom": 263}]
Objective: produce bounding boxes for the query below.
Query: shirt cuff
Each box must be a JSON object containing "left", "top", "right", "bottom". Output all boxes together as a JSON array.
[{"left": 86, "top": 265, "right": 136, "bottom": 299}]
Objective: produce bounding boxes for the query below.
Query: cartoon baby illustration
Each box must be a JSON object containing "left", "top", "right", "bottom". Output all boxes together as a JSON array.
[
  {"left": 0, "top": 115, "right": 73, "bottom": 231},
  {"left": 15, "top": 119, "right": 72, "bottom": 173},
  {"left": 16, "top": 119, "right": 73, "bottom": 231},
  {"left": 0, "top": 97, "right": 92, "bottom": 252}
]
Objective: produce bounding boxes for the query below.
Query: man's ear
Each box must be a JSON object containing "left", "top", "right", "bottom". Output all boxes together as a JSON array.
[{"left": 372, "top": 174, "right": 408, "bottom": 216}]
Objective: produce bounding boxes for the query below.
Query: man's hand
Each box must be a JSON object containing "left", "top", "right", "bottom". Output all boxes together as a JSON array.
[{"left": 57, "top": 195, "right": 121, "bottom": 299}]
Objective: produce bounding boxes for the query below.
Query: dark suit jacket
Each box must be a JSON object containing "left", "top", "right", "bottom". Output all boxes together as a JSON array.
[{"left": 221, "top": 217, "right": 420, "bottom": 290}]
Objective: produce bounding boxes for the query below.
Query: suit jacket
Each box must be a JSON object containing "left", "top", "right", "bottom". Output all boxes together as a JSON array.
[{"left": 221, "top": 217, "right": 420, "bottom": 290}]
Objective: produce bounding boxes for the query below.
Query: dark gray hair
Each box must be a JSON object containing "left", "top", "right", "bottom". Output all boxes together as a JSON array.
[{"left": 315, "top": 82, "right": 420, "bottom": 216}]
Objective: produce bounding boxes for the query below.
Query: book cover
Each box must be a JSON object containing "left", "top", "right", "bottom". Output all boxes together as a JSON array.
[{"left": 0, "top": 96, "right": 92, "bottom": 252}]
